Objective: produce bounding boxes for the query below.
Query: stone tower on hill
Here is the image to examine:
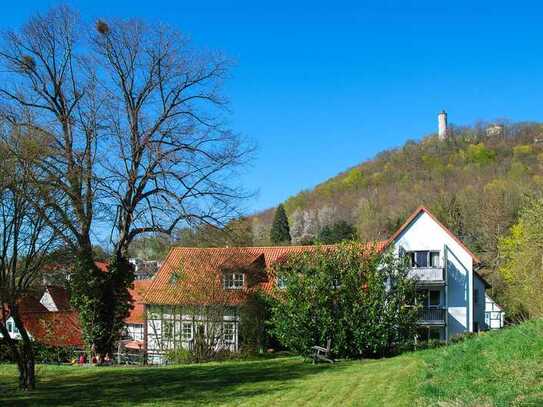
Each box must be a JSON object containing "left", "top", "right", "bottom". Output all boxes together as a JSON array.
[{"left": 438, "top": 110, "right": 448, "bottom": 140}]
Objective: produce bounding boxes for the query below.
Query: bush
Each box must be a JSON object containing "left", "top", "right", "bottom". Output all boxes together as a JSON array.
[
  {"left": 269, "top": 242, "right": 419, "bottom": 359},
  {"left": 165, "top": 348, "right": 193, "bottom": 364},
  {"left": 165, "top": 346, "right": 234, "bottom": 365},
  {"left": 0, "top": 340, "right": 80, "bottom": 364}
]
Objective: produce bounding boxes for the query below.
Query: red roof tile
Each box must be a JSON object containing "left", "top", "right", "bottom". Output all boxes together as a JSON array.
[
  {"left": 20, "top": 311, "right": 83, "bottom": 347},
  {"left": 143, "top": 242, "right": 387, "bottom": 306},
  {"left": 125, "top": 280, "right": 152, "bottom": 324},
  {"left": 18, "top": 295, "right": 48, "bottom": 313}
]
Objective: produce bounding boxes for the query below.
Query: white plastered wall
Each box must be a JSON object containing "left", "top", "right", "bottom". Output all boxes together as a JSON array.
[{"left": 392, "top": 211, "right": 474, "bottom": 337}]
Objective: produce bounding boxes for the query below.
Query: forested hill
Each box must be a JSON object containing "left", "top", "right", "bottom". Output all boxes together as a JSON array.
[{"left": 248, "top": 121, "right": 543, "bottom": 280}]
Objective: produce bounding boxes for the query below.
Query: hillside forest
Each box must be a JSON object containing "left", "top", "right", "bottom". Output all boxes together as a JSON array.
[{"left": 133, "top": 121, "right": 543, "bottom": 318}]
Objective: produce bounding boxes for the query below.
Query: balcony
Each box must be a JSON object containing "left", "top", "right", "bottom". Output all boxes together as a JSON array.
[
  {"left": 418, "top": 307, "right": 446, "bottom": 325},
  {"left": 408, "top": 267, "right": 445, "bottom": 285}
]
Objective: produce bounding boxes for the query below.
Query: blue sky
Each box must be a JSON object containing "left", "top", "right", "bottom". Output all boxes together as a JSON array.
[{"left": 4, "top": 1, "right": 543, "bottom": 214}]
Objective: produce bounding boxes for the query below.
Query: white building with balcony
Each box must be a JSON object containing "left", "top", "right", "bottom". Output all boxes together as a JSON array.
[{"left": 388, "top": 206, "right": 501, "bottom": 341}]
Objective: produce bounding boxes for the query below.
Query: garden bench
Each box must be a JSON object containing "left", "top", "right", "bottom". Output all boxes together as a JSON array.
[{"left": 311, "top": 339, "right": 334, "bottom": 363}]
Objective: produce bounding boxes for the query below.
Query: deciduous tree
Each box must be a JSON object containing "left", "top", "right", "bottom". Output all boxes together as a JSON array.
[
  {"left": 0, "top": 127, "right": 60, "bottom": 390},
  {"left": 269, "top": 243, "right": 418, "bottom": 358}
]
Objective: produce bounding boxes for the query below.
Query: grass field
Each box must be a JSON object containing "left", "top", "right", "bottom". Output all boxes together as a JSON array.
[{"left": 0, "top": 320, "right": 542, "bottom": 406}]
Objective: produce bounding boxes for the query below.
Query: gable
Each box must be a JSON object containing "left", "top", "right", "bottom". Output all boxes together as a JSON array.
[
  {"left": 389, "top": 207, "right": 479, "bottom": 265},
  {"left": 40, "top": 291, "right": 58, "bottom": 312}
]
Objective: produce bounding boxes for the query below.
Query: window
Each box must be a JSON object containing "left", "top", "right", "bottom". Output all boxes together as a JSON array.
[
  {"left": 223, "top": 322, "right": 235, "bottom": 344},
  {"left": 407, "top": 252, "right": 416, "bottom": 267},
  {"left": 415, "top": 251, "right": 428, "bottom": 267},
  {"left": 418, "top": 327, "right": 442, "bottom": 342},
  {"left": 163, "top": 320, "right": 174, "bottom": 340},
  {"left": 429, "top": 290, "right": 440, "bottom": 307},
  {"left": 7, "top": 321, "right": 13, "bottom": 333},
  {"left": 127, "top": 324, "right": 144, "bottom": 341},
  {"left": 407, "top": 251, "right": 440, "bottom": 268},
  {"left": 277, "top": 276, "right": 287, "bottom": 289},
  {"left": 418, "top": 289, "right": 441, "bottom": 307},
  {"left": 430, "top": 252, "right": 440, "bottom": 267},
  {"left": 224, "top": 307, "right": 237, "bottom": 318},
  {"left": 181, "top": 322, "right": 192, "bottom": 341},
  {"left": 223, "top": 272, "right": 244, "bottom": 289}
]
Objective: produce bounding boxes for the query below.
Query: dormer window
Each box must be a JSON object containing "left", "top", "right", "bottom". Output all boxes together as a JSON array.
[{"left": 223, "top": 272, "right": 244, "bottom": 289}]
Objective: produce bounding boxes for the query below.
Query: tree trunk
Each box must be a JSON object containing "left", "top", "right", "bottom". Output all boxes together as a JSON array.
[
  {"left": 12, "top": 310, "right": 37, "bottom": 390},
  {"left": 1, "top": 312, "right": 37, "bottom": 391},
  {"left": 17, "top": 352, "right": 36, "bottom": 391}
]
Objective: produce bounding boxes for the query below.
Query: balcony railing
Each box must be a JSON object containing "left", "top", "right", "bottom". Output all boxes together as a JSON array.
[
  {"left": 408, "top": 267, "right": 444, "bottom": 284},
  {"left": 418, "top": 308, "right": 446, "bottom": 325}
]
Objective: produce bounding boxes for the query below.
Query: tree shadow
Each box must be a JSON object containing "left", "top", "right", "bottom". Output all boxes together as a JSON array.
[{"left": 1, "top": 358, "right": 349, "bottom": 406}]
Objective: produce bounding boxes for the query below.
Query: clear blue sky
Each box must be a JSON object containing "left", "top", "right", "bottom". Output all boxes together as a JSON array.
[{"left": 4, "top": 1, "right": 543, "bottom": 214}]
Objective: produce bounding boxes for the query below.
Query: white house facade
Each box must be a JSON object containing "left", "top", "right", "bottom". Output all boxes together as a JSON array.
[{"left": 389, "top": 207, "right": 498, "bottom": 341}]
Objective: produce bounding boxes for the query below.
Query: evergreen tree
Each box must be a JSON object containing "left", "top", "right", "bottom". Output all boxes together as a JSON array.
[
  {"left": 318, "top": 221, "right": 357, "bottom": 244},
  {"left": 270, "top": 204, "right": 291, "bottom": 244}
]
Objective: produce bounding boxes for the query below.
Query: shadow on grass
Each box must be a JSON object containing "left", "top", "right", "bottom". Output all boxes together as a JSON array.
[{"left": 1, "top": 358, "right": 347, "bottom": 406}]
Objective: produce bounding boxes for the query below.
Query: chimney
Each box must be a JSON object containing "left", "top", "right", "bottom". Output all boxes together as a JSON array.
[{"left": 438, "top": 110, "right": 448, "bottom": 140}]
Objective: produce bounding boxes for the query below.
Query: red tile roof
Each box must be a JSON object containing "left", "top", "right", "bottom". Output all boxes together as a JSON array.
[
  {"left": 18, "top": 295, "right": 49, "bottom": 313},
  {"left": 20, "top": 311, "right": 83, "bottom": 347},
  {"left": 143, "top": 242, "right": 387, "bottom": 306},
  {"left": 125, "top": 280, "right": 152, "bottom": 324}
]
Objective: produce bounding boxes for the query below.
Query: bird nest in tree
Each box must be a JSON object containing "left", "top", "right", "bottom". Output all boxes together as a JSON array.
[
  {"left": 20, "top": 55, "right": 36, "bottom": 72},
  {"left": 96, "top": 20, "right": 110, "bottom": 35}
]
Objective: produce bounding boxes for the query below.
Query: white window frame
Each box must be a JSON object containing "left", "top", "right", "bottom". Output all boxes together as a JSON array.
[
  {"left": 223, "top": 272, "right": 244, "bottom": 289},
  {"left": 223, "top": 322, "right": 235, "bottom": 344},
  {"left": 163, "top": 320, "right": 174, "bottom": 340},
  {"left": 277, "top": 276, "right": 287, "bottom": 289},
  {"left": 181, "top": 322, "right": 193, "bottom": 341}
]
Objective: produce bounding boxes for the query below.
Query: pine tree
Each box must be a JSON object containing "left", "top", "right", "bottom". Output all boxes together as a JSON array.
[{"left": 270, "top": 204, "right": 291, "bottom": 244}]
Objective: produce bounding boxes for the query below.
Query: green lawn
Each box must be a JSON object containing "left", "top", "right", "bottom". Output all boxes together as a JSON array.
[{"left": 1, "top": 320, "right": 542, "bottom": 406}]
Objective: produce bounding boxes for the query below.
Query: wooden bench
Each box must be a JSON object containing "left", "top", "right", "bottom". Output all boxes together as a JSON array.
[{"left": 311, "top": 339, "right": 334, "bottom": 363}]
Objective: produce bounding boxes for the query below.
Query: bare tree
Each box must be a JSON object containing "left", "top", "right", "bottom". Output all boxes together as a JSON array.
[
  {"left": 0, "top": 127, "right": 60, "bottom": 390},
  {"left": 0, "top": 6, "right": 252, "bottom": 359},
  {"left": 92, "top": 19, "right": 251, "bottom": 256},
  {"left": 0, "top": 6, "right": 109, "bottom": 356},
  {"left": 88, "top": 19, "right": 252, "bottom": 354}
]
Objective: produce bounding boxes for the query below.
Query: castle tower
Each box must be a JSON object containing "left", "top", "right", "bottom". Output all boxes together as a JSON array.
[{"left": 438, "top": 110, "right": 448, "bottom": 140}]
